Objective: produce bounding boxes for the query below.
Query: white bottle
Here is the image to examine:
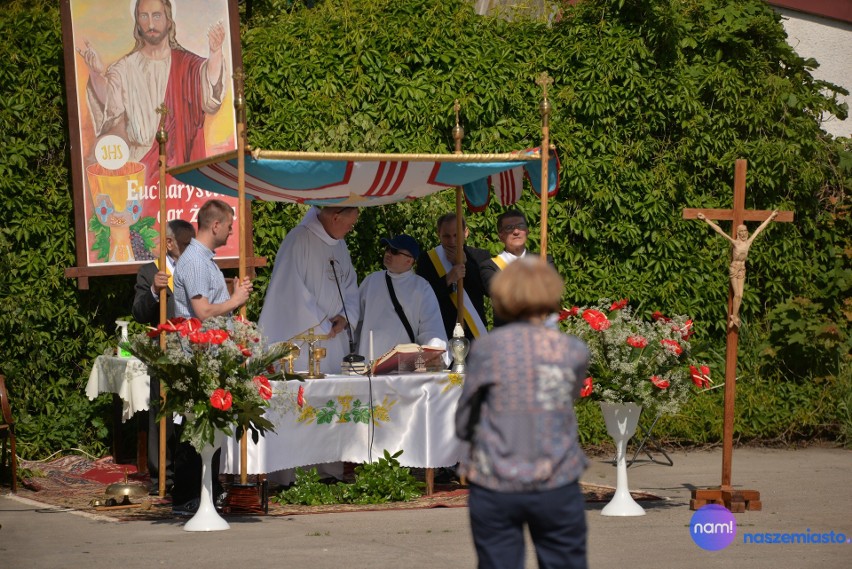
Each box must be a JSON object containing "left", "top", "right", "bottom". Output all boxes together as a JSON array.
[{"left": 116, "top": 319, "right": 131, "bottom": 358}]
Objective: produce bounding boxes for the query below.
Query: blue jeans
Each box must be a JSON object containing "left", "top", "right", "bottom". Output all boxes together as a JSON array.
[{"left": 468, "top": 481, "right": 587, "bottom": 569}]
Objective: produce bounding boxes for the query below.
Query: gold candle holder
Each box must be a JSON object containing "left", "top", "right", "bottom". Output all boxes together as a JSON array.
[
  {"left": 311, "top": 347, "right": 327, "bottom": 379},
  {"left": 279, "top": 343, "right": 300, "bottom": 375}
]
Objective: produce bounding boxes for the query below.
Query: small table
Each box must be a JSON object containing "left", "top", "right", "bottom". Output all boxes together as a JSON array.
[
  {"left": 86, "top": 355, "right": 151, "bottom": 472},
  {"left": 220, "top": 372, "right": 466, "bottom": 494}
]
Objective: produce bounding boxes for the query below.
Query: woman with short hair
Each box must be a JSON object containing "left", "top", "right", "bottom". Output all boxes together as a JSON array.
[{"left": 456, "top": 257, "right": 590, "bottom": 569}]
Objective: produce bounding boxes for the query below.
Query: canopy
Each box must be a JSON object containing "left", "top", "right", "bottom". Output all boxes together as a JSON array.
[{"left": 168, "top": 148, "right": 559, "bottom": 210}]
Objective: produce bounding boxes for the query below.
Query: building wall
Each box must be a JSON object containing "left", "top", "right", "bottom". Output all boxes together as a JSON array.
[{"left": 770, "top": 6, "right": 852, "bottom": 139}]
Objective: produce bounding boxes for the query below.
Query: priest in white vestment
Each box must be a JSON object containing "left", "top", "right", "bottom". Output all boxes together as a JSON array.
[
  {"left": 355, "top": 235, "right": 449, "bottom": 366},
  {"left": 259, "top": 206, "right": 361, "bottom": 375}
]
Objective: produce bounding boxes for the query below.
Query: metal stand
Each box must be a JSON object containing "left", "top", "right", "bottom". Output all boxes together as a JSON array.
[
  {"left": 628, "top": 413, "right": 673, "bottom": 467},
  {"left": 610, "top": 412, "right": 673, "bottom": 468}
]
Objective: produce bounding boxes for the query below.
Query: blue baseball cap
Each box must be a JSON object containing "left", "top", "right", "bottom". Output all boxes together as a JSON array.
[{"left": 381, "top": 234, "right": 421, "bottom": 260}]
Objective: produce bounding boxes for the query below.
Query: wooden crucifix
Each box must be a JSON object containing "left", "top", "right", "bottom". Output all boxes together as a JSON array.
[{"left": 683, "top": 159, "right": 794, "bottom": 512}]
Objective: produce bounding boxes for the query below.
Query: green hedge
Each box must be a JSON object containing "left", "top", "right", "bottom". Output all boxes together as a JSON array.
[{"left": 0, "top": 0, "right": 849, "bottom": 459}]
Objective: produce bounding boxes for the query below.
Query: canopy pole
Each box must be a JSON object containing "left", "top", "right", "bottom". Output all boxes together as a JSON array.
[
  {"left": 452, "top": 100, "right": 466, "bottom": 327},
  {"left": 155, "top": 104, "right": 169, "bottom": 498},
  {"left": 537, "top": 72, "right": 553, "bottom": 258},
  {"left": 234, "top": 69, "right": 249, "bottom": 486}
]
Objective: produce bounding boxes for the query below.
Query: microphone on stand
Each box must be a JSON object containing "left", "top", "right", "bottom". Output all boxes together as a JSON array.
[{"left": 329, "top": 259, "right": 367, "bottom": 374}]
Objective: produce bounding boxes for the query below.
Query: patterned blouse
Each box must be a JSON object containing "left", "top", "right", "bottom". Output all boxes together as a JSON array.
[{"left": 456, "top": 321, "right": 590, "bottom": 492}]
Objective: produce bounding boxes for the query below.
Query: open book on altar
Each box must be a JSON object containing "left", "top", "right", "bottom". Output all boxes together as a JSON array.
[{"left": 372, "top": 344, "right": 446, "bottom": 375}]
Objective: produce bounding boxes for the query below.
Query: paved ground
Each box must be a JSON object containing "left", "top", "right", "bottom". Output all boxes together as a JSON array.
[{"left": 1, "top": 446, "right": 849, "bottom": 569}]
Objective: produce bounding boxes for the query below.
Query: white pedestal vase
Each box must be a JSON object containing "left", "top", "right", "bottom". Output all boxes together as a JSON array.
[
  {"left": 599, "top": 402, "right": 646, "bottom": 517},
  {"left": 183, "top": 430, "right": 229, "bottom": 532}
]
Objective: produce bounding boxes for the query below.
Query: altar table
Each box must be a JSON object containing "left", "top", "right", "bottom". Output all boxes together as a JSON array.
[{"left": 220, "top": 372, "right": 466, "bottom": 477}]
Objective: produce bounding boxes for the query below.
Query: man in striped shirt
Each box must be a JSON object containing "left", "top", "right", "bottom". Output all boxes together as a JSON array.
[
  {"left": 170, "top": 198, "right": 250, "bottom": 514},
  {"left": 173, "top": 199, "right": 252, "bottom": 320}
]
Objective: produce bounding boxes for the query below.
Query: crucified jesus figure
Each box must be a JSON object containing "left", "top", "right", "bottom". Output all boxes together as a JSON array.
[{"left": 697, "top": 210, "right": 778, "bottom": 328}]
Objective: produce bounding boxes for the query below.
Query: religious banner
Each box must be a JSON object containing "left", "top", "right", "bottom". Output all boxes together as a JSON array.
[{"left": 59, "top": 0, "right": 243, "bottom": 282}]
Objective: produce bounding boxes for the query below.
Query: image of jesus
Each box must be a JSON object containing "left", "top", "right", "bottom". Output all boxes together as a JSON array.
[{"left": 77, "top": 0, "right": 227, "bottom": 188}]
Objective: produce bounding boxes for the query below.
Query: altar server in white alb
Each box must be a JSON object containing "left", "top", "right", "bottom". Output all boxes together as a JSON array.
[
  {"left": 259, "top": 206, "right": 360, "bottom": 375},
  {"left": 356, "top": 235, "right": 449, "bottom": 366}
]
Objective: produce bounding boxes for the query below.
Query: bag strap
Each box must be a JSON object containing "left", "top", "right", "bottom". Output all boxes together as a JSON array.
[{"left": 385, "top": 272, "right": 416, "bottom": 343}]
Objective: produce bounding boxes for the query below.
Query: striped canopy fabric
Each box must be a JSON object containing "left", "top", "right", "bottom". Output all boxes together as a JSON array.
[{"left": 168, "top": 148, "right": 559, "bottom": 209}]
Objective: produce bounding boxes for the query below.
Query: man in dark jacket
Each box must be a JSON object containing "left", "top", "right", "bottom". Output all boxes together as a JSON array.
[
  {"left": 417, "top": 213, "right": 491, "bottom": 341},
  {"left": 131, "top": 218, "right": 194, "bottom": 492}
]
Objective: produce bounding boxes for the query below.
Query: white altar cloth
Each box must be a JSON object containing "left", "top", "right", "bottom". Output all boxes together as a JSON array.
[
  {"left": 86, "top": 355, "right": 150, "bottom": 421},
  {"left": 221, "top": 372, "right": 466, "bottom": 474}
]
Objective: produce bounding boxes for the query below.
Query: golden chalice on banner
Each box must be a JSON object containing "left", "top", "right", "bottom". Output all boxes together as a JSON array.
[{"left": 86, "top": 160, "right": 145, "bottom": 262}]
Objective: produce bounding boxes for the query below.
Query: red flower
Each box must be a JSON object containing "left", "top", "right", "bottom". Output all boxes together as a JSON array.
[
  {"left": 210, "top": 388, "right": 233, "bottom": 411},
  {"left": 690, "top": 365, "right": 712, "bottom": 388},
  {"left": 158, "top": 317, "right": 188, "bottom": 333},
  {"left": 580, "top": 377, "right": 593, "bottom": 398},
  {"left": 650, "top": 375, "right": 670, "bottom": 389},
  {"left": 297, "top": 385, "right": 305, "bottom": 408},
  {"left": 239, "top": 344, "right": 253, "bottom": 357},
  {"left": 582, "top": 309, "right": 611, "bottom": 331},
  {"left": 207, "top": 329, "right": 230, "bottom": 345},
  {"left": 558, "top": 306, "right": 580, "bottom": 321},
  {"left": 253, "top": 375, "right": 273, "bottom": 400},
  {"left": 660, "top": 338, "right": 683, "bottom": 355},
  {"left": 188, "top": 330, "right": 212, "bottom": 344},
  {"left": 626, "top": 335, "right": 648, "bottom": 349},
  {"left": 675, "top": 319, "right": 694, "bottom": 340},
  {"left": 652, "top": 311, "right": 671, "bottom": 323},
  {"left": 609, "top": 298, "right": 628, "bottom": 311},
  {"left": 176, "top": 318, "right": 203, "bottom": 336}
]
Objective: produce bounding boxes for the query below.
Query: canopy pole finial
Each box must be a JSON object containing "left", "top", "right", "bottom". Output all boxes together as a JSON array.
[
  {"left": 452, "top": 99, "right": 465, "bottom": 154},
  {"left": 536, "top": 72, "right": 553, "bottom": 258},
  {"left": 233, "top": 67, "right": 246, "bottom": 125}
]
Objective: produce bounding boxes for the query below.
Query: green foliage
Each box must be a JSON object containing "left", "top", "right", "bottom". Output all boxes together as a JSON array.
[
  {"left": 0, "top": 0, "right": 119, "bottom": 459},
  {"left": 272, "top": 450, "right": 424, "bottom": 505},
  {"left": 0, "top": 0, "right": 849, "bottom": 460},
  {"left": 272, "top": 467, "right": 346, "bottom": 505},
  {"left": 760, "top": 198, "right": 851, "bottom": 380},
  {"left": 346, "top": 449, "right": 426, "bottom": 503}
]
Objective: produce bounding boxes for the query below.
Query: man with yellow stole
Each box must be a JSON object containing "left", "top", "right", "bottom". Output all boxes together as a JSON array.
[
  {"left": 479, "top": 209, "right": 555, "bottom": 328},
  {"left": 416, "top": 213, "right": 491, "bottom": 341}
]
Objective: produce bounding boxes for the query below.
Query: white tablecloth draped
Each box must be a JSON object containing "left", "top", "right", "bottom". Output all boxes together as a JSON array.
[
  {"left": 221, "top": 372, "right": 466, "bottom": 474},
  {"left": 86, "top": 355, "right": 151, "bottom": 421}
]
